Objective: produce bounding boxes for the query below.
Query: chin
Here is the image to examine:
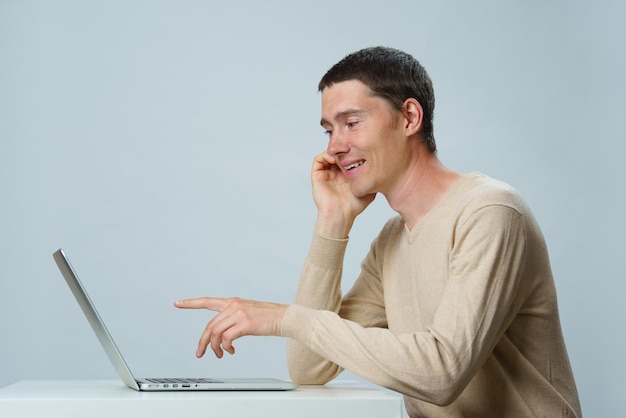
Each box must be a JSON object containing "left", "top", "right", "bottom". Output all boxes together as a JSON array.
[{"left": 349, "top": 184, "right": 374, "bottom": 198}]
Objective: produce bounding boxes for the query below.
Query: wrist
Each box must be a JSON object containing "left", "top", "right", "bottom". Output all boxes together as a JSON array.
[{"left": 314, "top": 214, "right": 353, "bottom": 239}]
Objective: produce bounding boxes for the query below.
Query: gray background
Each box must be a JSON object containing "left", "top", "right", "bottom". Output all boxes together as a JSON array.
[{"left": 1, "top": 1, "right": 624, "bottom": 416}]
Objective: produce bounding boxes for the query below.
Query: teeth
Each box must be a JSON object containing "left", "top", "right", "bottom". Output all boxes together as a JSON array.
[{"left": 346, "top": 161, "right": 365, "bottom": 170}]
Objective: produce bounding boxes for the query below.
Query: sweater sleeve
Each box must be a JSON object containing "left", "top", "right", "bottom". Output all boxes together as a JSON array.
[
  {"left": 283, "top": 205, "right": 529, "bottom": 406},
  {"left": 283, "top": 230, "right": 387, "bottom": 383}
]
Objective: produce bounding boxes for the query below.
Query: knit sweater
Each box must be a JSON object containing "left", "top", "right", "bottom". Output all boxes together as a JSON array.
[{"left": 281, "top": 173, "right": 581, "bottom": 418}]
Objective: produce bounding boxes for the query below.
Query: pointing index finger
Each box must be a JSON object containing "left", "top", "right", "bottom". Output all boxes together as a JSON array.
[{"left": 174, "top": 297, "right": 228, "bottom": 312}]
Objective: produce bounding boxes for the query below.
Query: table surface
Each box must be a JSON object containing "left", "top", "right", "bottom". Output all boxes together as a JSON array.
[{"left": 0, "top": 380, "right": 403, "bottom": 418}]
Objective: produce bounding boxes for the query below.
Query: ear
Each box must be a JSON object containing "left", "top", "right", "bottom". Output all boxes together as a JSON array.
[{"left": 402, "top": 98, "right": 423, "bottom": 137}]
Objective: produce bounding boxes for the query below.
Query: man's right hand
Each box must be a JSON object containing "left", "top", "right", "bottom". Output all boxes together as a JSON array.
[{"left": 311, "top": 151, "right": 376, "bottom": 239}]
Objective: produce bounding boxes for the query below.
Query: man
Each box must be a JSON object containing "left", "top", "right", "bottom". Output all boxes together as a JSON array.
[{"left": 175, "top": 47, "right": 581, "bottom": 417}]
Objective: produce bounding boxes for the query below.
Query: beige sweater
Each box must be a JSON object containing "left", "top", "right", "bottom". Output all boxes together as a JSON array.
[{"left": 281, "top": 173, "right": 581, "bottom": 418}]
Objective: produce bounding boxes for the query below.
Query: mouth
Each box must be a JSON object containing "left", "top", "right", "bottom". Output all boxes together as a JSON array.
[{"left": 345, "top": 160, "right": 365, "bottom": 171}]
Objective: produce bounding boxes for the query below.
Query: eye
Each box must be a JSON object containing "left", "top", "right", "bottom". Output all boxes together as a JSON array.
[{"left": 346, "top": 120, "right": 359, "bottom": 129}]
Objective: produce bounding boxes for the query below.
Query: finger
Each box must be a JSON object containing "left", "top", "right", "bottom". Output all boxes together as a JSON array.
[
  {"left": 207, "top": 310, "right": 239, "bottom": 358},
  {"left": 312, "top": 157, "right": 344, "bottom": 188},
  {"left": 210, "top": 329, "right": 224, "bottom": 359},
  {"left": 220, "top": 326, "right": 243, "bottom": 356},
  {"left": 314, "top": 151, "right": 335, "bottom": 163},
  {"left": 198, "top": 309, "right": 236, "bottom": 359},
  {"left": 312, "top": 151, "right": 337, "bottom": 170},
  {"left": 174, "top": 297, "right": 228, "bottom": 311},
  {"left": 197, "top": 321, "right": 219, "bottom": 358},
  {"left": 180, "top": 297, "right": 241, "bottom": 359},
  {"left": 205, "top": 301, "right": 249, "bottom": 358}
]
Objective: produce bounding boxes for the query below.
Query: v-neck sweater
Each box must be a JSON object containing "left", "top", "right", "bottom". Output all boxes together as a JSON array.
[{"left": 281, "top": 173, "right": 581, "bottom": 418}]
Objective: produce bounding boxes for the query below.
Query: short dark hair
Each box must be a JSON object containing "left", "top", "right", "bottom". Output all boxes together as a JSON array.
[{"left": 319, "top": 47, "right": 436, "bottom": 153}]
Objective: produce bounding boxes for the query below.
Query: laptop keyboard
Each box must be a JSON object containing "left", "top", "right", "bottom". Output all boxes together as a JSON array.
[{"left": 145, "top": 378, "right": 223, "bottom": 384}]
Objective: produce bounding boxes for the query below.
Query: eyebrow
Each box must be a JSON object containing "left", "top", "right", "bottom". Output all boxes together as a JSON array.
[{"left": 320, "top": 108, "right": 367, "bottom": 127}]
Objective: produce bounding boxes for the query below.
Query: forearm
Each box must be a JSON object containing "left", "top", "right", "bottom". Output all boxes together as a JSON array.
[
  {"left": 283, "top": 305, "right": 474, "bottom": 405},
  {"left": 284, "top": 307, "right": 343, "bottom": 384},
  {"left": 283, "top": 232, "right": 348, "bottom": 383},
  {"left": 290, "top": 231, "right": 348, "bottom": 308}
]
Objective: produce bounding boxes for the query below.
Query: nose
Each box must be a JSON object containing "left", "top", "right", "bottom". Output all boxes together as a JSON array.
[{"left": 327, "top": 132, "right": 349, "bottom": 157}]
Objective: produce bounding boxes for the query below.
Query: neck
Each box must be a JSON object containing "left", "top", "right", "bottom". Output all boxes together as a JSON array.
[{"left": 383, "top": 152, "right": 462, "bottom": 230}]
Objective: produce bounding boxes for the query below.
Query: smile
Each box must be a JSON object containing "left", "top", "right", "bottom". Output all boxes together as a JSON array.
[{"left": 345, "top": 160, "right": 365, "bottom": 171}]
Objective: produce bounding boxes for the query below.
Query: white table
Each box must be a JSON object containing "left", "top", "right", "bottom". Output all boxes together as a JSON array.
[{"left": 0, "top": 380, "right": 402, "bottom": 418}]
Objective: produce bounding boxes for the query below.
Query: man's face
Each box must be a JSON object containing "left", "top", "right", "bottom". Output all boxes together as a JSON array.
[{"left": 320, "top": 79, "right": 408, "bottom": 198}]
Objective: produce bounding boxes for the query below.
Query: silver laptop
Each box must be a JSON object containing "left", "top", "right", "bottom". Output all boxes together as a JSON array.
[{"left": 52, "top": 248, "right": 298, "bottom": 392}]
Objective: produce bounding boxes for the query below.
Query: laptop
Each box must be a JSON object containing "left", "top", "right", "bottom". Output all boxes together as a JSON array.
[{"left": 52, "top": 248, "right": 298, "bottom": 392}]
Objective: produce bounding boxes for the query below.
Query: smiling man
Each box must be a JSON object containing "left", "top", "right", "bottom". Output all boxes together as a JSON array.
[{"left": 175, "top": 47, "right": 581, "bottom": 418}]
